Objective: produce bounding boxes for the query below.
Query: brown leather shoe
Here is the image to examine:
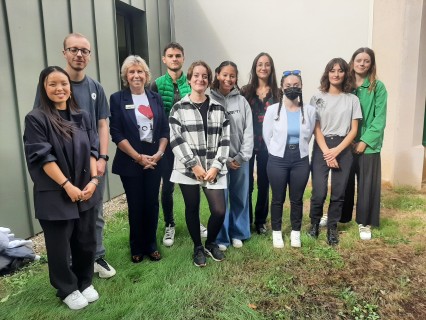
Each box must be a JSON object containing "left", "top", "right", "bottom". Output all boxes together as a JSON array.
[
  {"left": 148, "top": 251, "right": 162, "bottom": 261},
  {"left": 131, "top": 254, "right": 143, "bottom": 263}
]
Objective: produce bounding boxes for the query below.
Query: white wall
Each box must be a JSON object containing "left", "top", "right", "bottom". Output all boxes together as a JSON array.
[{"left": 173, "top": 0, "right": 372, "bottom": 100}]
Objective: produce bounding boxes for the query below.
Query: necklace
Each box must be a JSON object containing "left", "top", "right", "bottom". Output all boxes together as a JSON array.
[
  {"left": 256, "top": 86, "right": 270, "bottom": 100},
  {"left": 191, "top": 98, "right": 208, "bottom": 109}
]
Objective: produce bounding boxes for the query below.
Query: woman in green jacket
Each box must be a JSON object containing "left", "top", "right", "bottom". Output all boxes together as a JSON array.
[{"left": 342, "top": 47, "right": 387, "bottom": 240}]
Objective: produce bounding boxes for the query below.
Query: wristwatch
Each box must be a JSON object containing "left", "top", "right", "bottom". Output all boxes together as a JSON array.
[{"left": 99, "top": 154, "right": 109, "bottom": 161}]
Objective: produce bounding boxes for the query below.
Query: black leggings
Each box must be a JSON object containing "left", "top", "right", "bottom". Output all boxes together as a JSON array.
[{"left": 179, "top": 184, "right": 226, "bottom": 248}]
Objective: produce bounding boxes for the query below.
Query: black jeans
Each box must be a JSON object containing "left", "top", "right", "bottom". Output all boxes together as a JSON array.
[
  {"left": 161, "top": 144, "right": 175, "bottom": 227},
  {"left": 267, "top": 146, "right": 310, "bottom": 231},
  {"left": 249, "top": 148, "right": 269, "bottom": 226},
  {"left": 310, "top": 137, "right": 353, "bottom": 228},
  {"left": 179, "top": 184, "right": 226, "bottom": 249}
]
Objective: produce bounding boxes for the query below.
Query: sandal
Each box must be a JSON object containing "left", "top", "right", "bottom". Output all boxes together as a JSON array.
[
  {"left": 148, "top": 251, "right": 162, "bottom": 261},
  {"left": 131, "top": 254, "right": 143, "bottom": 263}
]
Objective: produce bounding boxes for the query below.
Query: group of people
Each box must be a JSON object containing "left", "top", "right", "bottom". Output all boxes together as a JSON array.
[{"left": 23, "top": 32, "right": 387, "bottom": 310}]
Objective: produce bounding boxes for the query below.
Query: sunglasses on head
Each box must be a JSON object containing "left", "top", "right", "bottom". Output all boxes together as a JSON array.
[{"left": 283, "top": 70, "right": 301, "bottom": 77}]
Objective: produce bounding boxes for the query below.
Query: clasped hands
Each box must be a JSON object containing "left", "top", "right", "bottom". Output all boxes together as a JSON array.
[
  {"left": 64, "top": 180, "right": 97, "bottom": 202},
  {"left": 192, "top": 165, "right": 219, "bottom": 183},
  {"left": 322, "top": 147, "right": 340, "bottom": 169},
  {"left": 135, "top": 152, "right": 162, "bottom": 169}
]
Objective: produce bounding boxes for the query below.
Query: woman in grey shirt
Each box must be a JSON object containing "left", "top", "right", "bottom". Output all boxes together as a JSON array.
[{"left": 308, "top": 58, "right": 362, "bottom": 246}]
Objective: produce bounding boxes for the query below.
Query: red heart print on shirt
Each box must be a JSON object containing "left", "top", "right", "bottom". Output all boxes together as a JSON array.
[{"left": 138, "top": 105, "right": 153, "bottom": 119}]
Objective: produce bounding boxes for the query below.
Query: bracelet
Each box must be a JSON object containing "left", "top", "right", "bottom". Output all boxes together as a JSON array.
[
  {"left": 89, "top": 180, "right": 98, "bottom": 187},
  {"left": 91, "top": 175, "right": 101, "bottom": 181},
  {"left": 60, "top": 179, "right": 69, "bottom": 188}
]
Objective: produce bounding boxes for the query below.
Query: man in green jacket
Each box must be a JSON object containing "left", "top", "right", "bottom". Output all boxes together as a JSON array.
[{"left": 151, "top": 43, "right": 207, "bottom": 247}]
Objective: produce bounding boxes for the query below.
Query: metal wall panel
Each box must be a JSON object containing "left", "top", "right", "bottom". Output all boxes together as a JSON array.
[
  {"left": 0, "top": 0, "right": 171, "bottom": 237},
  {"left": 157, "top": 0, "right": 171, "bottom": 75},
  {"left": 145, "top": 0, "right": 161, "bottom": 79},
  {"left": 94, "top": 0, "right": 123, "bottom": 198}
]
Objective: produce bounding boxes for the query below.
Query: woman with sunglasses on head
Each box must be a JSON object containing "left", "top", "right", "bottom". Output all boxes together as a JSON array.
[
  {"left": 263, "top": 70, "right": 316, "bottom": 248},
  {"left": 169, "top": 61, "right": 230, "bottom": 267},
  {"left": 241, "top": 53, "right": 279, "bottom": 235},
  {"left": 210, "top": 61, "right": 253, "bottom": 251},
  {"left": 341, "top": 48, "right": 387, "bottom": 240},
  {"left": 309, "top": 58, "right": 362, "bottom": 245}
]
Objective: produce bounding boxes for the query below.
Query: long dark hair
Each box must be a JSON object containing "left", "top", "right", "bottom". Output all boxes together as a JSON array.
[
  {"left": 211, "top": 60, "right": 239, "bottom": 91},
  {"left": 319, "top": 58, "right": 354, "bottom": 93},
  {"left": 349, "top": 47, "right": 377, "bottom": 92},
  {"left": 276, "top": 74, "right": 305, "bottom": 124},
  {"left": 243, "top": 52, "right": 279, "bottom": 102},
  {"left": 37, "top": 66, "right": 80, "bottom": 139}
]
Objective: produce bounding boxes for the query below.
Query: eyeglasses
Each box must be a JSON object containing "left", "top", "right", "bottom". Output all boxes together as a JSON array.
[
  {"left": 283, "top": 70, "right": 301, "bottom": 77},
  {"left": 65, "top": 47, "right": 91, "bottom": 57}
]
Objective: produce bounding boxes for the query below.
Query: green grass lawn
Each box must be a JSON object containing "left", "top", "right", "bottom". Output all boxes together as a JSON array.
[{"left": 0, "top": 185, "right": 425, "bottom": 319}]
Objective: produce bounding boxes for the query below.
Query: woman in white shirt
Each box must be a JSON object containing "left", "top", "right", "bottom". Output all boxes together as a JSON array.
[{"left": 263, "top": 70, "right": 316, "bottom": 248}]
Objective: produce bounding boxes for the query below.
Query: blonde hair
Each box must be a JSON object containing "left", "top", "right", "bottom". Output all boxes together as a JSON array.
[{"left": 120, "top": 55, "right": 152, "bottom": 87}]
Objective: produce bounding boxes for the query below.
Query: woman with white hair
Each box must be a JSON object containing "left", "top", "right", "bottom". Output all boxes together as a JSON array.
[{"left": 109, "top": 55, "right": 169, "bottom": 263}]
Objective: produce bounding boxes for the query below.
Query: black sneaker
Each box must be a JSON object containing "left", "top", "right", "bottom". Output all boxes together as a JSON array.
[
  {"left": 204, "top": 244, "right": 225, "bottom": 262},
  {"left": 193, "top": 246, "right": 207, "bottom": 267},
  {"left": 308, "top": 223, "right": 320, "bottom": 238},
  {"left": 327, "top": 227, "right": 339, "bottom": 246},
  {"left": 256, "top": 224, "right": 267, "bottom": 235}
]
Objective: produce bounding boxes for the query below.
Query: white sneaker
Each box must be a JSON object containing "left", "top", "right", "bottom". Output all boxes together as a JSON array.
[
  {"left": 290, "top": 230, "right": 301, "bottom": 248},
  {"left": 200, "top": 224, "right": 208, "bottom": 238},
  {"left": 359, "top": 224, "right": 372, "bottom": 240},
  {"left": 319, "top": 215, "right": 328, "bottom": 227},
  {"left": 232, "top": 238, "right": 243, "bottom": 248},
  {"left": 163, "top": 225, "right": 175, "bottom": 247},
  {"left": 81, "top": 285, "right": 99, "bottom": 303},
  {"left": 94, "top": 257, "right": 116, "bottom": 278},
  {"left": 272, "top": 231, "right": 284, "bottom": 248},
  {"left": 63, "top": 290, "right": 88, "bottom": 310},
  {"left": 218, "top": 244, "right": 227, "bottom": 251}
]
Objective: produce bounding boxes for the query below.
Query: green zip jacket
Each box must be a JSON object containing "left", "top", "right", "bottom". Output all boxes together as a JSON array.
[
  {"left": 355, "top": 78, "right": 387, "bottom": 154},
  {"left": 154, "top": 72, "right": 191, "bottom": 115}
]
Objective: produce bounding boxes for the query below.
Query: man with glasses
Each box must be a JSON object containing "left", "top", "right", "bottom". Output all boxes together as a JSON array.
[{"left": 33, "top": 33, "right": 116, "bottom": 278}]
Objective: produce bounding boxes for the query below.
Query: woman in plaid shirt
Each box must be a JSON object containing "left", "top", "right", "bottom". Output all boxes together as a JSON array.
[{"left": 169, "top": 61, "right": 230, "bottom": 267}]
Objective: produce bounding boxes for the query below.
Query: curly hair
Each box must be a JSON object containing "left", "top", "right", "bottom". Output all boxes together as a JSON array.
[{"left": 319, "top": 58, "right": 354, "bottom": 93}]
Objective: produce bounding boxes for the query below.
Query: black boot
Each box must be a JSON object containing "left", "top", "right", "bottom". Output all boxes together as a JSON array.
[
  {"left": 327, "top": 227, "right": 339, "bottom": 246},
  {"left": 308, "top": 223, "right": 319, "bottom": 238}
]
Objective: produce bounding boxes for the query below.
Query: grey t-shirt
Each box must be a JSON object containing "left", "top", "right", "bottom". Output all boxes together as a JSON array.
[{"left": 310, "top": 92, "right": 362, "bottom": 137}]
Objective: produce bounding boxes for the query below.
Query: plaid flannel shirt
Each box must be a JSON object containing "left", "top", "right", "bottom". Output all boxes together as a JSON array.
[{"left": 169, "top": 94, "right": 230, "bottom": 180}]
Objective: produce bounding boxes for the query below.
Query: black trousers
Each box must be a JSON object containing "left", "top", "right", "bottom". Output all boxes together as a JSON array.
[
  {"left": 267, "top": 146, "right": 310, "bottom": 231},
  {"left": 179, "top": 184, "right": 226, "bottom": 249},
  {"left": 310, "top": 137, "right": 353, "bottom": 228},
  {"left": 120, "top": 167, "right": 161, "bottom": 256},
  {"left": 249, "top": 148, "right": 270, "bottom": 226},
  {"left": 160, "top": 144, "right": 175, "bottom": 227},
  {"left": 39, "top": 208, "right": 96, "bottom": 299},
  {"left": 342, "top": 152, "right": 382, "bottom": 227}
]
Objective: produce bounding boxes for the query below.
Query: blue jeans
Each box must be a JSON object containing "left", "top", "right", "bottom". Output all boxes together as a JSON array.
[{"left": 216, "top": 161, "right": 251, "bottom": 246}]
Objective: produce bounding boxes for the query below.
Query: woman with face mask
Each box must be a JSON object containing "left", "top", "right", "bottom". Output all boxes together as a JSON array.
[
  {"left": 341, "top": 48, "right": 387, "bottom": 241},
  {"left": 309, "top": 58, "right": 362, "bottom": 246},
  {"left": 263, "top": 71, "right": 316, "bottom": 248}
]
